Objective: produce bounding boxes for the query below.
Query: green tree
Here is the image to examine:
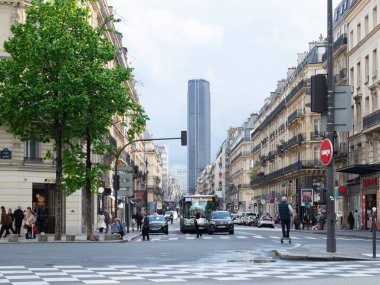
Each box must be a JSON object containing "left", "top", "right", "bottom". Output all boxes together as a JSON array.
[{"left": 0, "top": 0, "right": 147, "bottom": 240}]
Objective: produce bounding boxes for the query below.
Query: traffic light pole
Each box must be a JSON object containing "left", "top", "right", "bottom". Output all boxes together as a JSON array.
[
  {"left": 113, "top": 132, "right": 187, "bottom": 219},
  {"left": 326, "top": 0, "right": 336, "bottom": 253}
]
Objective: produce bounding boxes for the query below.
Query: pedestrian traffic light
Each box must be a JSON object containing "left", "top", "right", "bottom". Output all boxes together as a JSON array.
[
  {"left": 113, "top": 174, "right": 120, "bottom": 190},
  {"left": 181, "top": 130, "right": 187, "bottom": 146},
  {"left": 311, "top": 74, "right": 327, "bottom": 114}
]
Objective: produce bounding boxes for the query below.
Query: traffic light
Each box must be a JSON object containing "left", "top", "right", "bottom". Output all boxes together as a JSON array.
[
  {"left": 181, "top": 131, "right": 187, "bottom": 146},
  {"left": 311, "top": 74, "right": 327, "bottom": 114},
  {"left": 113, "top": 174, "right": 120, "bottom": 190}
]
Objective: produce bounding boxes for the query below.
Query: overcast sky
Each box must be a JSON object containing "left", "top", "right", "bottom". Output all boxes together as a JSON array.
[{"left": 108, "top": 0, "right": 339, "bottom": 171}]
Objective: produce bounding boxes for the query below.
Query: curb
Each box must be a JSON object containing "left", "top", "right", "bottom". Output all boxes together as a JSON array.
[{"left": 274, "top": 250, "right": 372, "bottom": 261}]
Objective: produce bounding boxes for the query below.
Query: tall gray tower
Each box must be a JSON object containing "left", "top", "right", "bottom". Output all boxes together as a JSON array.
[{"left": 187, "top": 79, "right": 211, "bottom": 195}]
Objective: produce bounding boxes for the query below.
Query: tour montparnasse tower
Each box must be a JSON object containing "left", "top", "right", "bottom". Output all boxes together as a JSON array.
[{"left": 187, "top": 79, "right": 211, "bottom": 195}]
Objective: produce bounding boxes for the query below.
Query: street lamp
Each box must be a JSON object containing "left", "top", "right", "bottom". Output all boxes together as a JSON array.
[{"left": 97, "top": 186, "right": 105, "bottom": 214}]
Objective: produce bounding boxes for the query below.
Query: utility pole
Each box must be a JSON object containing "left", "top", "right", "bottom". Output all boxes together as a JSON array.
[
  {"left": 326, "top": 0, "right": 336, "bottom": 253},
  {"left": 113, "top": 131, "right": 187, "bottom": 219}
]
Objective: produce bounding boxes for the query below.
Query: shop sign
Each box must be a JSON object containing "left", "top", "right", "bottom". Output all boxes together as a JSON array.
[
  {"left": 362, "top": 177, "right": 377, "bottom": 187},
  {"left": 0, "top": 148, "right": 12, "bottom": 159},
  {"left": 135, "top": 190, "right": 145, "bottom": 201}
]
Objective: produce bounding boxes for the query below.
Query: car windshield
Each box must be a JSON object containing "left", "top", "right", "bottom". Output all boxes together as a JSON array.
[
  {"left": 149, "top": 216, "right": 164, "bottom": 222},
  {"left": 211, "top": 212, "right": 231, "bottom": 219}
]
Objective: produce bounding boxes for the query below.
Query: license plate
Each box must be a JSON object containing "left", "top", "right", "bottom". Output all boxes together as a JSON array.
[{"left": 217, "top": 225, "right": 226, "bottom": 228}]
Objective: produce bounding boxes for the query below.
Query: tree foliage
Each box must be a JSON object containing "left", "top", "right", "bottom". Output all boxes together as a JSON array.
[{"left": 0, "top": 0, "right": 147, "bottom": 239}]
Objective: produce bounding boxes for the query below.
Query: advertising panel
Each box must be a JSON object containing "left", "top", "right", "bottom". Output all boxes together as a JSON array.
[{"left": 301, "top": 188, "right": 313, "bottom": 206}]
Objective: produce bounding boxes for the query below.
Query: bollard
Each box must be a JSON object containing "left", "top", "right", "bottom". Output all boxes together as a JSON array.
[{"left": 373, "top": 207, "right": 377, "bottom": 258}]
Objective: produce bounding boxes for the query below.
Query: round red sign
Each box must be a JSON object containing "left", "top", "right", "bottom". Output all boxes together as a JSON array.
[{"left": 320, "top": 139, "right": 333, "bottom": 166}]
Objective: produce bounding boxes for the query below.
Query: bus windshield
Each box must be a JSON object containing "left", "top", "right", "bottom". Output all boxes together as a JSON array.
[{"left": 182, "top": 196, "right": 216, "bottom": 219}]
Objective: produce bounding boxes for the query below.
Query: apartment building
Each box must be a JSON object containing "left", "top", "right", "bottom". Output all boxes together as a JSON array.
[
  {"left": 335, "top": 0, "right": 380, "bottom": 230},
  {"left": 250, "top": 40, "right": 326, "bottom": 219},
  {"left": 0, "top": 0, "right": 147, "bottom": 234}
]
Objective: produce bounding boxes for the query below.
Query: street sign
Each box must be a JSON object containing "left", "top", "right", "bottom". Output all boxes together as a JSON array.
[
  {"left": 119, "top": 173, "right": 133, "bottom": 189},
  {"left": 320, "top": 139, "right": 333, "bottom": 166}
]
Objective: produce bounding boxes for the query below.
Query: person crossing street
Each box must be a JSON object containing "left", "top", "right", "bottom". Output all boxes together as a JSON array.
[{"left": 278, "top": 197, "right": 293, "bottom": 239}]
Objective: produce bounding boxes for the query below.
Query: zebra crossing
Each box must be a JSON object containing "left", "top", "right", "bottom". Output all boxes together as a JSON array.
[
  {"left": 132, "top": 233, "right": 367, "bottom": 242},
  {"left": 0, "top": 261, "right": 379, "bottom": 284}
]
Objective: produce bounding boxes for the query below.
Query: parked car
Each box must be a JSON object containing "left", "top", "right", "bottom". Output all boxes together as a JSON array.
[
  {"left": 257, "top": 216, "right": 275, "bottom": 228},
  {"left": 208, "top": 211, "right": 234, "bottom": 235},
  {"left": 231, "top": 214, "right": 240, "bottom": 225},
  {"left": 164, "top": 211, "right": 178, "bottom": 221},
  {"left": 148, "top": 215, "right": 169, "bottom": 234}
]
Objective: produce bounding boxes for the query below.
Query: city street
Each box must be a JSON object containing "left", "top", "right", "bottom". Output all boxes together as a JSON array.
[{"left": 1, "top": 221, "right": 380, "bottom": 285}]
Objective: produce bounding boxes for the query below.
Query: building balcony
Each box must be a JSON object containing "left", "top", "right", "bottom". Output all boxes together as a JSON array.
[
  {"left": 251, "top": 144, "right": 261, "bottom": 154},
  {"left": 285, "top": 133, "right": 305, "bottom": 150},
  {"left": 322, "top": 33, "right": 347, "bottom": 62},
  {"left": 250, "top": 160, "right": 324, "bottom": 187},
  {"left": 363, "top": 109, "right": 380, "bottom": 134},
  {"left": 287, "top": 109, "right": 303, "bottom": 126},
  {"left": 286, "top": 79, "right": 310, "bottom": 103},
  {"left": 310, "top": 131, "right": 324, "bottom": 141}
]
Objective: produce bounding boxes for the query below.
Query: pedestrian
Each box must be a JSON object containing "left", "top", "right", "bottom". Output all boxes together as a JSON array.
[
  {"left": 104, "top": 209, "right": 111, "bottom": 232},
  {"left": 114, "top": 218, "right": 125, "bottom": 239},
  {"left": 136, "top": 213, "right": 143, "bottom": 232},
  {"left": 293, "top": 212, "right": 300, "bottom": 230},
  {"left": 170, "top": 213, "right": 174, "bottom": 225},
  {"left": 14, "top": 206, "right": 24, "bottom": 237},
  {"left": 131, "top": 214, "right": 137, "bottom": 231},
  {"left": 302, "top": 212, "right": 310, "bottom": 230},
  {"left": 0, "top": 206, "right": 12, "bottom": 238},
  {"left": 348, "top": 211, "right": 354, "bottom": 230},
  {"left": 278, "top": 197, "right": 293, "bottom": 239},
  {"left": 7, "top": 208, "right": 16, "bottom": 234},
  {"left": 142, "top": 214, "right": 150, "bottom": 241},
  {"left": 97, "top": 211, "right": 107, "bottom": 233},
  {"left": 194, "top": 210, "right": 202, "bottom": 238},
  {"left": 353, "top": 209, "right": 360, "bottom": 230},
  {"left": 23, "top": 207, "right": 36, "bottom": 239}
]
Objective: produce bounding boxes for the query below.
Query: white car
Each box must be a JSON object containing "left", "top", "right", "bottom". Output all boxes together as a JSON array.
[
  {"left": 258, "top": 216, "right": 275, "bottom": 228},
  {"left": 164, "top": 211, "right": 178, "bottom": 220}
]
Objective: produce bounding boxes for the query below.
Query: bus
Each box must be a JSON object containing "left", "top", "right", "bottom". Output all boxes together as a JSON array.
[{"left": 179, "top": 195, "right": 218, "bottom": 233}]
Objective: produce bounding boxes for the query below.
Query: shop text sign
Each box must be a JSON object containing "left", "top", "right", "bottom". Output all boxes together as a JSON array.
[{"left": 362, "top": 177, "right": 377, "bottom": 187}]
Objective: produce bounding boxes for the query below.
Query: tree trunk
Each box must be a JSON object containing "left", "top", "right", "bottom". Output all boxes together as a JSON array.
[
  {"left": 85, "top": 129, "right": 93, "bottom": 240},
  {"left": 54, "top": 121, "right": 63, "bottom": 240}
]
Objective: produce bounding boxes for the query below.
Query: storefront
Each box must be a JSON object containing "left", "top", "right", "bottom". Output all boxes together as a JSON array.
[{"left": 338, "top": 164, "right": 380, "bottom": 230}]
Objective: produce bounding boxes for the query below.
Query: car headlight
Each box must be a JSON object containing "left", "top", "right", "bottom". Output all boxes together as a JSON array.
[{"left": 210, "top": 221, "right": 216, "bottom": 225}]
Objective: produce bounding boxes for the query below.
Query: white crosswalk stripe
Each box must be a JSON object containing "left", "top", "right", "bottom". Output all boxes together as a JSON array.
[{"left": 1, "top": 261, "right": 379, "bottom": 284}]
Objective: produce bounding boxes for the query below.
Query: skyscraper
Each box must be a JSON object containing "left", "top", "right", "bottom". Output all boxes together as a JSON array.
[{"left": 187, "top": 79, "right": 211, "bottom": 194}]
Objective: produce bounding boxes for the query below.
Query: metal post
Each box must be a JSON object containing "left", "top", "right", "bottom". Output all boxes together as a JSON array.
[
  {"left": 326, "top": 0, "right": 336, "bottom": 253},
  {"left": 373, "top": 207, "right": 377, "bottom": 258}
]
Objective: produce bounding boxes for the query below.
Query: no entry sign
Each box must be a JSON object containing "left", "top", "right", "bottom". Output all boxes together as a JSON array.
[{"left": 320, "top": 139, "right": 333, "bottom": 166}]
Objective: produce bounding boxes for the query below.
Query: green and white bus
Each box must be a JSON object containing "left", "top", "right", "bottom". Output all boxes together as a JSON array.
[{"left": 179, "top": 195, "right": 217, "bottom": 233}]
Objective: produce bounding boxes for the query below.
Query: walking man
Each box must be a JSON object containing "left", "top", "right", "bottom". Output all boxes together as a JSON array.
[
  {"left": 353, "top": 209, "right": 360, "bottom": 230},
  {"left": 14, "top": 206, "right": 24, "bottom": 236},
  {"left": 278, "top": 197, "right": 293, "bottom": 239}
]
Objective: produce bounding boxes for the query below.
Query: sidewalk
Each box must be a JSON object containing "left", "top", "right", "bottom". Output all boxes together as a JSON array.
[
  {"left": 276, "top": 228, "right": 380, "bottom": 261},
  {"left": 0, "top": 230, "right": 142, "bottom": 244}
]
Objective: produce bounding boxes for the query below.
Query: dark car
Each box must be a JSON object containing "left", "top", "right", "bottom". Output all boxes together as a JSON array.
[
  {"left": 148, "top": 215, "right": 169, "bottom": 234},
  {"left": 208, "top": 211, "right": 234, "bottom": 235}
]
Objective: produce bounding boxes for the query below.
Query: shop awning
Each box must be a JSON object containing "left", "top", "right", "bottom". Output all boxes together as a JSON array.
[{"left": 337, "top": 164, "right": 380, "bottom": 174}]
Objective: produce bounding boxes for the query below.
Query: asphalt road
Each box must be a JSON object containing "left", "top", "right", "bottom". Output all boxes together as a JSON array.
[{"left": 1, "top": 220, "right": 380, "bottom": 285}]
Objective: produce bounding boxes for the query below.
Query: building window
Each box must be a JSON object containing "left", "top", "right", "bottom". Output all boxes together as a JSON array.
[
  {"left": 357, "top": 23, "right": 361, "bottom": 43},
  {"left": 357, "top": 62, "right": 361, "bottom": 88},
  {"left": 365, "top": 55, "right": 369, "bottom": 84},
  {"left": 26, "top": 140, "right": 40, "bottom": 160},
  {"left": 350, "top": 30, "right": 354, "bottom": 49},
  {"left": 373, "top": 6, "right": 378, "bottom": 27},
  {"left": 350, "top": 67, "right": 355, "bottom": 89},
  {"left": 373, "top": 49, "right": 378, "bottom": 79},
  {"left": 365, "top": 96, "right": 370, "bottom": 116},
  {"left": 365, "top": 15, "right": 369, "bottom": 35},
  {"left": 372, "top": 92, "right": 378, "bottom": 114}
]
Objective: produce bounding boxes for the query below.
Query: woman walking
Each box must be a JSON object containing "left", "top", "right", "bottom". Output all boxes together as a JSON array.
[
  {"left": 0, "top": 206, "right": 12, "bottom": 238},
  {"left": 24, "top": 207, "right": 36, "bottom": 239}
]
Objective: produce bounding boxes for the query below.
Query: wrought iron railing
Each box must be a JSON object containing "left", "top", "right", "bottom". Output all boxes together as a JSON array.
[{"left": 363, "top": 109, "right": 380, "bottom": 130}]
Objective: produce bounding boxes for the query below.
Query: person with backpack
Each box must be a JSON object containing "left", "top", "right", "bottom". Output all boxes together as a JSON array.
[{"left": 278, "top": 197, "right": 293, "bottom": 239}]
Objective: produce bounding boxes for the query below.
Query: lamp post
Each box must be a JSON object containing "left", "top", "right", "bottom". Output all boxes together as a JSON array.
[{"left": 97, "top": 186, "right": 104, "bottom": 213}]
